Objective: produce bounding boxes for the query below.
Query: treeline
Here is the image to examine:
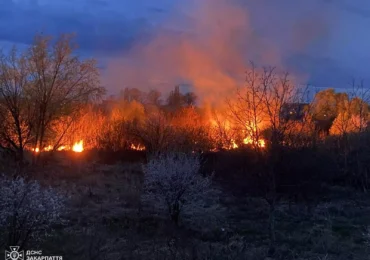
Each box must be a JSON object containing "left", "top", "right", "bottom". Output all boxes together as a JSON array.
[
  {"left": 1, "top": 33, "right": 370, "bottom": 167},
  {"left": 79, "top": 87, "right": 213, "bottom": 153}
]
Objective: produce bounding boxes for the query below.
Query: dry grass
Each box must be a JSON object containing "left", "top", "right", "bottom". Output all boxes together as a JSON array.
[{"left": 4, "top": 154, "right": 370, "bottom": 260}]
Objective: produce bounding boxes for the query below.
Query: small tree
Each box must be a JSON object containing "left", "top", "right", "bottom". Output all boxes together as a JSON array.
[
  {"left": 26, "top": 34, "right": 105, "bottom": 161},
  {"left": 227, "top": 63, "right": 305, "bottom": 254},
  {"left": 0, "top": 175, "right": 67, "bottom": 249},
  {"left": 142, "top": 153, "right": 215, "bottom": 226}
]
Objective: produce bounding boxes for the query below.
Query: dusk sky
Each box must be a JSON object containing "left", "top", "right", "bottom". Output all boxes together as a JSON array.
[{"left": 1, "top": 0, "right": 370, "bottom": 94}]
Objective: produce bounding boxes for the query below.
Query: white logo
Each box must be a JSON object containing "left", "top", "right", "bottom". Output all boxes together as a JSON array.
[{"left": 5, "top": 246, "right": 24, "bottom": 260}]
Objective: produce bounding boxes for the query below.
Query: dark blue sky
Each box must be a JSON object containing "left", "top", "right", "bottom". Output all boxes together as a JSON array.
[{"left": 1, "top": 0, "right": 370, "bottom": 93}]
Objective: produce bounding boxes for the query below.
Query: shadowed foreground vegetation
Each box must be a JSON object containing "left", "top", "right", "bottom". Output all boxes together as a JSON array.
[{"left": 1, "top": 140, "right": 370, "bottom": 260}]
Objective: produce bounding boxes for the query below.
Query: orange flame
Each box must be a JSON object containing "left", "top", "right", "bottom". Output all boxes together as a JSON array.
[
  {"left": 231, "top": 139, "right": 238, "bottom": 149},
  {"left": 57, "top": 145, "right": 67, "bottom": 151},
  {"left": 243, "top": 136, "right": 265, "bottom": 148},
  {"left": 44, "top": 145, "right": 53, "bottom": 151},
  {"left": 130, "top": 144, "right": 145, "bottom": 151},
  {"left": 72, "top": 140, "right": 84, "bottom": 152}
]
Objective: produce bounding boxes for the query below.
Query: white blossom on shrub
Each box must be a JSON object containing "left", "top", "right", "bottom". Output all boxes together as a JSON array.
[
  {"left": 0, "top": 175, "right": 67, "bottom": 248},
  {"left": 142, "top": 153, "right": 218, "bottom": 226}
]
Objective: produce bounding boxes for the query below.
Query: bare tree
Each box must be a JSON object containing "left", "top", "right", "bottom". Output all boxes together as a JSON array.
[
  {"left": 0, "top": 34, "right": 105, "bottom": 163},
  {"left": 142, "top": 153, "right": 217, "bottom": 226},
  {"left": 26, "top": 34, "right": 105, "bottom": 161},
  {"left": 259, "top": 67, "right": 298, "bottom": 254},
  {"left": 348, "top": 79, "right": 369, "bottom": 133},
  {"left": 227, "top": 64, "right": 304, "bottom": 254},
  {"left": 209, "top": 109, "right": 237, "bottom": 150},
  {"left": 227, "top": 63, "right": 266, "bottom": 151}
]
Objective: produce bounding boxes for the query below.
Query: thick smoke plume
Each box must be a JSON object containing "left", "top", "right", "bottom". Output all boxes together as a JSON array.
[{"left": 104, "top": 0, "right": 334, "bottom": 104}]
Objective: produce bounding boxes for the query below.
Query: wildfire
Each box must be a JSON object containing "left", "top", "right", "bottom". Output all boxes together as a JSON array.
[
  {"left": 243, "top": 136, "right": 266, "bottom": 148},
  {"left": 31, "top": 140, "right": 84, "bottom": 153},
  {"left": 72, "top": 140, "right": 84, "bottom": 152},
  {"left": 44, "top": 145, "right": 53, "bottom": 151},
  {"left": 231, "top": 139, "right": 238, "bottom": 149},
  {"left": 130, "top": 144, "right": 145, "bottom": 151},
  {"left": 57, "top": 145, "right": 67, "bottom": 151}
]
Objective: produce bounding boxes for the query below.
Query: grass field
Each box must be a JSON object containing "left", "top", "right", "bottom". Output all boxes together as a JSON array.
[{"left": 6, "top": 150, "right": 367, "bottom": 260}]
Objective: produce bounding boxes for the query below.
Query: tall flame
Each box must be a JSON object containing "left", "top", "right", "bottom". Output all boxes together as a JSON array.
[{"left": 72, "top": 140, "right": 84, "bottom": 153}]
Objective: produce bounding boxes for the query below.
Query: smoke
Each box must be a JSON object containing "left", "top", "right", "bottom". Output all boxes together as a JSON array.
[{"left": 104, "top": 0, "right": 335, "bottom": 104}]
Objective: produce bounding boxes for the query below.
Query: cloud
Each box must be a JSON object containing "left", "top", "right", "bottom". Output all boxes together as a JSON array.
[
  {"left": 0, "top": 0, "right": 160, "bottom": 54},
  {"left": 103, "top": 0, "right": 342, "bottom": 103},
  {"left": 1, "top": 0, "right": 369, "bottom": 98}
]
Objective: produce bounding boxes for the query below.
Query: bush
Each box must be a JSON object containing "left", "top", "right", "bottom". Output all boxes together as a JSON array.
[
  {"left": 142, "top": 153, "right": 219, "bottom": 226},
  {"left": 0, "top": 175, "right": 67, "bottom": 248}
]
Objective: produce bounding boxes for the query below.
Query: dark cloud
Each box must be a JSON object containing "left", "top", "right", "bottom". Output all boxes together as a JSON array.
[{"left": 0, "top": 1, "right": 152, "bottom": 55}]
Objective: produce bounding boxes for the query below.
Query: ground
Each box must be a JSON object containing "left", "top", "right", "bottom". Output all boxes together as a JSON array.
[{"left": 4, "top": 150, "right": 370, "bottom": 260}]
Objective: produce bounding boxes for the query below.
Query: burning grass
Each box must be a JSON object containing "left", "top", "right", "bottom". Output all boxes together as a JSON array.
[
  {"left": 31, "top": 140, "right": 85, "bottom": 154},
  {"left": 26, "top": 100, "right": 271, "bottom": 156}
]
